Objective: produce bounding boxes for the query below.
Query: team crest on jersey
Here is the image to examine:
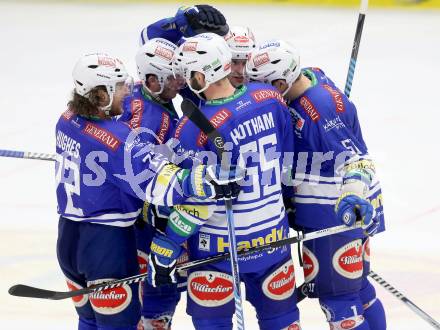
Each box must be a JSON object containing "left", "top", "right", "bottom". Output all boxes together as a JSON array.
[
  {"left": 363, "top": 238, "right": 370, "bottom": 263},
  {"left": 197, "top": 109, "right": 232, "bottom": 147},
  {"left": 252, "top": 52, "right": 270, "bottom": 68},
  {"left": 323, "top": 84, "right": 345, "bottom": 113},
  {"left": 82, "top": 123, "right": 121, "bottom": 151},
  {"left": 129, "top": 99, "right": 144, "bottom": 129},
  {"left": 262, "top": 259, "right": 295, "bottom": 300},
  {"left": 66, "top": 278, "right": 88, "bottom": 308},
  {"left": 332, "top": 239, "right": 363, "bottom": 279},
  {"left": 299, "top": 96, "right": 320, "bottom": 122},
  {"left": 89, "top": 280, "right": 132, "bottom": 315},
  {"left": 188, "top": 271, "right": 234, "bottom": 307},
  {"left": 302, "top": 246, "right": 319, "bottom": 283}
]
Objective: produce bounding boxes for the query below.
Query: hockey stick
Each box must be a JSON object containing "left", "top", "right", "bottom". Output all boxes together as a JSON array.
[
  {"left": 369, "top": 270, "right": 440, "bottom": 329},
  {"left": 8, "top": 222, "right": 361, "bottom": 300},
  {"left": 344, "top": 0, "right": 368, "bottom": 97},
  {"left": 0, "top": 149, "right": 56, "bottom": 161},
  {"left": 180, "top": 98, "right": 245, "bottom": 330},
  {"left": 343, "top": 2, "right": 440, "bottom": 328},
  {"left": 296, "top": 2, "right": 440, "bottom": 328}
]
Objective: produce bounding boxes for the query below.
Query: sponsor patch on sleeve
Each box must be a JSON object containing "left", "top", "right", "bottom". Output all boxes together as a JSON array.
[
  {"left": 82, "top": 122, "right": 121, "bottom": 151},
  {"left": 322, "top": 84, "right": 345, "bottom": 113},
  {"left": 299, "top": 96, "right": 320, "bottom": 122},
  {"left": 197, "top": 109, "right": 232, "bottom": 147}
]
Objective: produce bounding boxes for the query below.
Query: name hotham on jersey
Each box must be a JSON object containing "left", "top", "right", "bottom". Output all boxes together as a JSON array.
[{"left": 229, "top": 112, "right": 275, "bottom": 145}]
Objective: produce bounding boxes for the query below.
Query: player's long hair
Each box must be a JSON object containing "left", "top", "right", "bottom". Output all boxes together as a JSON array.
[{"left": 67, "top": 86, "right": 106, "bottom": 118}]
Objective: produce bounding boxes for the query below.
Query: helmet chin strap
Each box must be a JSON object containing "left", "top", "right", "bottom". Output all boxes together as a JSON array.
[
  {"left": 98, "top": 90, "right": 114, "bottom": 116},
  {"left": 142, "top": 82, "right": 169, "bottom": 104},
  {"left": 187, "top": 80, "right": 210, "bottom": 100}
]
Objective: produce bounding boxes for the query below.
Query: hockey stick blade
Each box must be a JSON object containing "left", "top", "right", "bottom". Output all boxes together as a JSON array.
[{"left": 8, "top": 284, "right": 88, "bottom": 300}]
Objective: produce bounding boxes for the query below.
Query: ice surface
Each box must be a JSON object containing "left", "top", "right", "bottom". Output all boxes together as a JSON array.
[{"left": 0, "top": 2, "right": 439, "bottom": 329}]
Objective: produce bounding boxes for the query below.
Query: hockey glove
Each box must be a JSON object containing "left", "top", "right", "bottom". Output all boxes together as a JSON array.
[
  {"left": 180, "top": 164, "right": 245, "bottom": 200},
  {"left": 147, "top": 234, "right": 183, "bottom": 287},
  {"left": 173, "top": 5, "right": 229, "bottom": 37},
  {"left": 335, "top": 192, "right": 378, "bottom": 236}
]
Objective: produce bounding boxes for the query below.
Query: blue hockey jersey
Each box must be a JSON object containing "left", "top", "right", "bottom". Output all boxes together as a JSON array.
[
  {"left": 172, "top": 83, "right": 295, "bottom": 273},
  {"left": 55, "top": 108, "right": 192, "bottom": 227},
  {"left": 120, "top": 83, "right": 180, "bottom": 223},
  {"left": 289, "top": 68, "right": 385, "bottom": 232}
]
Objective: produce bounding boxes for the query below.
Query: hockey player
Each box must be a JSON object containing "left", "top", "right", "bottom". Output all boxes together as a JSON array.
[
  {"left": 224, "top": 25, "right": 256, "bottom": 87},
  {"left": 147, "top": 33, "right": 301, "bottom": 330},
  {"left": 121, "top": 38, "right": 185, "bottom": 330},
  {"left": 56, "top": 52, "right": 244, "bottom": 330},
  {"left": 139, "top": 4, "right": 230, "bottom": 106},
  {"left": 246, "top": 40, "right": 386, "bottom": 330}
]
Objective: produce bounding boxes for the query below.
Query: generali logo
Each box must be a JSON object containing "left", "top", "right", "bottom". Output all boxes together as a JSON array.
[
  {"left": 299, "top": 96, "right": 320, "bottom": 122},
  {"left": 251, "top": 89, "right": 285, "bottom": 105},
  {"left": 157, "top": 112, "right": 170, "bottom": 144},
  {"left": 197, "top": 109, "right": 232, "bottom": 147},
  {"left": 82, "top": 122, "right": 121, "bottom": 151},
  {"left": 129, "top": 99, "right": 144, "bottom": 130},
  {"left": 323, "top": 84, "right": 345, "bottom": 113}
]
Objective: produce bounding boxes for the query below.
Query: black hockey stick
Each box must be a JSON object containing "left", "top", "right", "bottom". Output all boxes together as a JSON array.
[
  {"left": 369, "top": 271, "right": 440, "bottom": 329},
  {"left": 180, "top": 98, "right": 247, "bottom": 329},
  {"left": 8, "top": 222, "right": 361, "bottom": 300},
  {"left": 344, "top": 0, "right": 368, "bottom": 97}
]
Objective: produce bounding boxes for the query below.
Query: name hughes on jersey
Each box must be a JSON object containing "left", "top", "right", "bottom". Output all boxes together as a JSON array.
[
  {"left": 229, "top": 112, "right": 275, "bottom": 145},
  {"left": 56, "top": 130, "right": 81, "bottom": 158}
]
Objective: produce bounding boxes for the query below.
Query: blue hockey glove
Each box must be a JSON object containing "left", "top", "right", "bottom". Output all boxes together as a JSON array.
[
  {"left": 173, "top": 5, "right": 229, "bottom": 37},
  {"left": 147, "top": 234, "right": 183, "bottom": 287},
  {"left": 335, "top": 192, "right": 378, "bottom": 236},
  {"left": 180, "top": 164, "right": 245, "bottom": 200}
]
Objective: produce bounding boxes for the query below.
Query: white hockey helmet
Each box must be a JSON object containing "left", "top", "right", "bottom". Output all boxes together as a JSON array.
[
  {"left": 136, "top": 38, "right": 177, "bottom": 95},
  {"left": 224, "top": 25, "right": 256, "bottom": 60},
  {"left": 173, "top": 33, "right": 232, "bottom": 95},
  {"left": 72, "top": 53, "right": 130, "bottom": 111},
  {"left": 246, "top": 39, "right": 301, "bottom": 96}
]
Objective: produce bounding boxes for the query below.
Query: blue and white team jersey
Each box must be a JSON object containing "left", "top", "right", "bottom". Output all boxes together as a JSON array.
[
  {"left": 120, "top": 83, "right": 179, "bottom": 140},
  {"left": 173, "top": 83, "right": 295, "bottom": 273},
  {"left": 289, "top": 67, "right": 385, "bottom": 232},
  {"left": 120, "top": 83, "right": 180, "bottom": 223},
  {"left": 55, "top": 108, "right": 190, "bottom": 227}
]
